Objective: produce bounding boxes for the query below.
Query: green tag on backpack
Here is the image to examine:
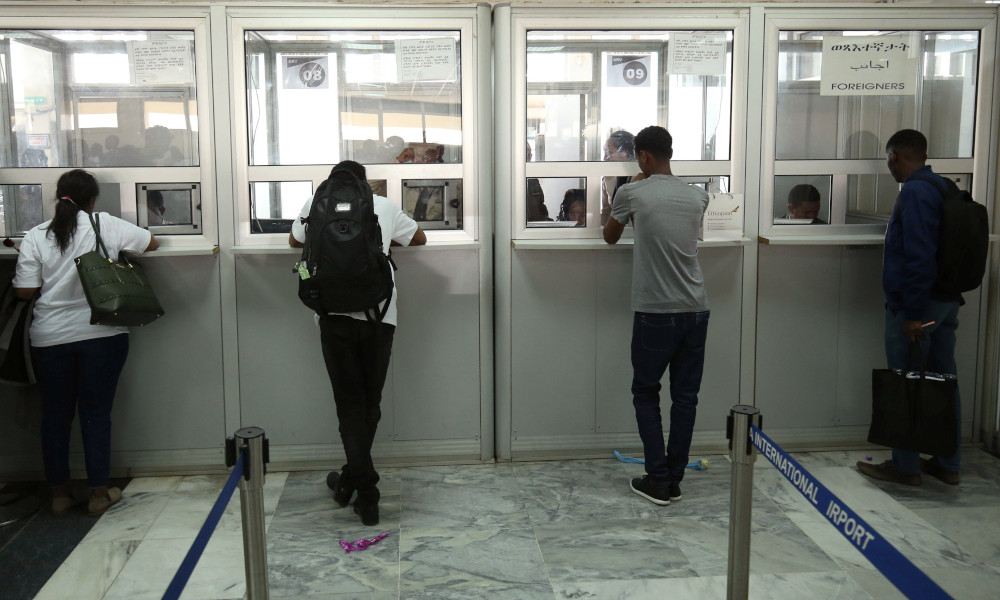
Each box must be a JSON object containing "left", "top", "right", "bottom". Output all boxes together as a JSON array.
[{"left": 295, "top": 261, "right": 310, "bottom": 280}]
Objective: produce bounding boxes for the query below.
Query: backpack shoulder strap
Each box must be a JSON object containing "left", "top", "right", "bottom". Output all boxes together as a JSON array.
[{"left": 912, "top": 176, "right": 952, "bottom": 200}]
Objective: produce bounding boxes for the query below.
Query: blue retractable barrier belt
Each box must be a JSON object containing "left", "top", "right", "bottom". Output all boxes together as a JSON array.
[
  {"left": 749, "top": 425, "right": 953, "bottom": 600},
  {"left": 162, "top": 451, "right": 246, "bottom": 600}
]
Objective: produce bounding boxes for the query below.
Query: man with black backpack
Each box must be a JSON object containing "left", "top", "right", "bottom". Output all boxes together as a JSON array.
[
  {"left": 289, "top": 160, "right": 426, "bottom": 526},
  {"left": 857, "top": 129, "right": 984, "bottom": 488}
]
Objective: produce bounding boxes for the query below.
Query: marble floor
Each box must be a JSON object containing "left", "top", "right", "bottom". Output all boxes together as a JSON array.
[{"left": 26, "top": 448, "right": 1000, "bottom": 600}]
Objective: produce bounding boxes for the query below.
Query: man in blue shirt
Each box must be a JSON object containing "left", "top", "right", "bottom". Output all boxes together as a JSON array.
[{"left": 857, "top": 129, "right": 963, "bottom": 487}]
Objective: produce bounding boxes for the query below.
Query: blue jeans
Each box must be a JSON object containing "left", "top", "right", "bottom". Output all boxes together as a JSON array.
[
  {"left": 32, "top": 334, "right": 130, "bottom": 489},
  {"left": 631, "top": 310, "right": 710, "bottom": 485},
  {"left": 885, "top": 302, "right": 961, "bottom": 475}
]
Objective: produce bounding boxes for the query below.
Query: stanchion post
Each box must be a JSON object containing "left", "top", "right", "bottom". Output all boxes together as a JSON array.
[
  {"left": 232, "top": 427, "right": 270, "bottom": 600},
  {"left": 726, "top": 405, "right": 762, "bottom": 600}
]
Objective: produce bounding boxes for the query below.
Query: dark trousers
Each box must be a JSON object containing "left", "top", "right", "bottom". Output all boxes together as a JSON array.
[
  {"left": 32, "top": 334, "right": 129, "bottom": 489},
  {"left": 631, "top": 311, "right": 710, "bottom": 486},
  {"left": 319, "top": 315, "right": 395, "bottom": 494},
  {"left": 885, "top": 302, "right": 961, "bottom": 474}
]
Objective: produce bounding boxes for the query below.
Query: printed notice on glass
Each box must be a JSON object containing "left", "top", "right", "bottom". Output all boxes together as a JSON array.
[
  {"left": 668, "top": 33, "right": 727, "bottom": 75},
  {"left": 607, "top": 54, "right": 652, "bottom": 87},
  {"left": 282, "top": 56, "right": 330, "bottom": 89},
  {"left": 821, "top": 35, "right": 918, "bottom": 96},
  {"left": 700, "top": 193, "right": 743, "bottom": 241},
  {"left": 128, "top": 41, "right": 193, "bottom": 85},
  {"left": 397, "top": 38, "right": 456, "bottom": 82}
]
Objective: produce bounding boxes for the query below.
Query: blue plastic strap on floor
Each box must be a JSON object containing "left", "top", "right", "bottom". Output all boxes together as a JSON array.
[
  {"left": 613, "top": 450, "right": 707, "bottom": 470},
  {"left": 748, "top": 425, "right": 953, "bottom": 600},
  {"left": 161, "top": 451, "right": 245, "bottom": 600}
]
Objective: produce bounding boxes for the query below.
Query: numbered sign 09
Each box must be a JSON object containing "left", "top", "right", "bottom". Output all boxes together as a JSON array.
[
  {"left": 608, "top": 55, "right": 651, "bottom": 88},
  {"left": 282, "top": 56, "right": 329, "bottom": 89}
]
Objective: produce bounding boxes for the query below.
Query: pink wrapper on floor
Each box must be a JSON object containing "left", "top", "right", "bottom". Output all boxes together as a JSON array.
[{"left": 339, "top": 531, "right": 391, "bottom": 552}]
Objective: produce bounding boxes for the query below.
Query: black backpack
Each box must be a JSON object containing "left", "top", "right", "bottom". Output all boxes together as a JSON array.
[
  {"left": 915, "top": 176, "right": 989, "bottom": 295},
  {"left": 297, "top": 168, "right": 393, "bottom": 321}
]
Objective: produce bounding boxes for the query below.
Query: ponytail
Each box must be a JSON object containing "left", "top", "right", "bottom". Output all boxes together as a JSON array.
[{"left": 48, "top": 169, "right": 98, "bottom": 254}]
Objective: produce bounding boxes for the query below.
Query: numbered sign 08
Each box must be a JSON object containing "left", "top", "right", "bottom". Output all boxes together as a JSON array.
[
  {"left": 283, "top": 56, "right": 329, "bottom": 89},
  {"left": 608, "top": 55, "right": 651, "bottom": 88}
]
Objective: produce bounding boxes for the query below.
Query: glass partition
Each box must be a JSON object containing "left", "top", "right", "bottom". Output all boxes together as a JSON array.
[
  {"left": 777, "top": 30, "right": 978, "bottom": 160},
  {"left": 1, "top": 29, "right": 199, "bottom": 169},
  {"left": 0, "top": 184, "right": 43, "bottom": 237}
]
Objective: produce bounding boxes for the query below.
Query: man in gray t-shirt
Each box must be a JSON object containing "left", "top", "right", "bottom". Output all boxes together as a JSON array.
[{"left": 603, "top": 125, "right": 711, "bottom": 507}]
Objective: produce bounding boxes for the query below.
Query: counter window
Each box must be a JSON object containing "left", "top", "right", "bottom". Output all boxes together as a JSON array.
[
  {"left": 250, "top": 181, "right": 313, "bottom": 234},
  {"left": 526, "top": 30, "right": 733, "bottom": 162},
  {"left": 773, "top": 176, "right": 831, "bottom": 225},
  {"left": 245, "top": 31, "right": 462, "bottom": 166},
  {"left": 402, "top": 179, "right": 463, "bottom": 230},
  {"left": 526, "top": 178, "right": 587, "bottom": 228},
  {"left": 1, "top": 29, "right": 199, "bottom": 169},
  {"left": 137, "top": 184, "right": 201, "bottom": 235}
]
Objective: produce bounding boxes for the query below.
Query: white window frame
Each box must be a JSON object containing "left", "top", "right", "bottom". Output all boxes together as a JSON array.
[
  {"left": 510, "top": 10, "right": 750, "bottom": 242},
  {"left": 0, "top": 11, "right": 218, "bottom": 252},
  {"left": 758, "top": 9, "right": 998, "bottom": 242}
]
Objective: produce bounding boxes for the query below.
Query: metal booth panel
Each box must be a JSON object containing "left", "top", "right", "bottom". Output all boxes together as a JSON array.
[
  {"left": 235, "top": 253, "right": 345, "bottom": 445},
  {"left": 511, "top": 250, "right": 598, "bottom": 438},
  {"left": 755, "top": 244, "right": 842, "bottom": 428},
  {"left": 112, "top": 256, "right": 226, "bottom": 452},
  {"left": 390, "top": 248, "right": 481, "bottom": 442}
]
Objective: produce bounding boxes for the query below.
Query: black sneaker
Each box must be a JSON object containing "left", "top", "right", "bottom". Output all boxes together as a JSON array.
[
  {"left": 669, "top": 484, "right": 682, "bottom": 501},
  {"left": 630, "top": 476, "right": 671, "bottom": 506},
  {"left": 326, "top": 471, "right": 355, "bottom": 507}
]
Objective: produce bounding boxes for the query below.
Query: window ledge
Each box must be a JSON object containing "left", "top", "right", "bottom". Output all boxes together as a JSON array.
[
  {"left": 144, "top": 245, "right": 220, "bottom": 257},
  {"left": 512, "top": 237, "right": 752, "bottom": 250},
  {"left": 231, "top": 241, "right": 479, "bottom": 255},
  {"left": 2, "top": 245, "right": 220, "bottom": 259},
  {"left": 758, "top": 234, "right": 886, "bottom": 246}
]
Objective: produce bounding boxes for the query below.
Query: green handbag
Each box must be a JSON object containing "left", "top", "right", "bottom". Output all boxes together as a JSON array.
[{"left": 75, "top": 213, "right": 164, "bottom": 326}]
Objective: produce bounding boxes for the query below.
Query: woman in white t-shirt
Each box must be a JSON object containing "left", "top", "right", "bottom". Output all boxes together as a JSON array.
[{"left": 13, "top": 169, "right": 158, "bottom": 517}]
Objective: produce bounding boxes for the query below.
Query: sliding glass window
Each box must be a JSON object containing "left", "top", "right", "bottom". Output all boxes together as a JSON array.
[{"left": 521, "top": 29, "right": 734, "bottom": 235}]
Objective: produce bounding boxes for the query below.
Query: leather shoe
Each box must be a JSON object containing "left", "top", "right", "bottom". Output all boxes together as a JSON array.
[
  {"left": 326, "top": 471, "right": 355, "bottom": 507},
  {"left": 856, "top": 460, "right": 921, "bottom": 486},
  {"left": 921, "top": 458, "right": 960, "bottom": 485}
]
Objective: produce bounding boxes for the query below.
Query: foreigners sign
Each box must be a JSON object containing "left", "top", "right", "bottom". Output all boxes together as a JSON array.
[{"left": 821, "top": 35, "right": 918, "bottom": 96}]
